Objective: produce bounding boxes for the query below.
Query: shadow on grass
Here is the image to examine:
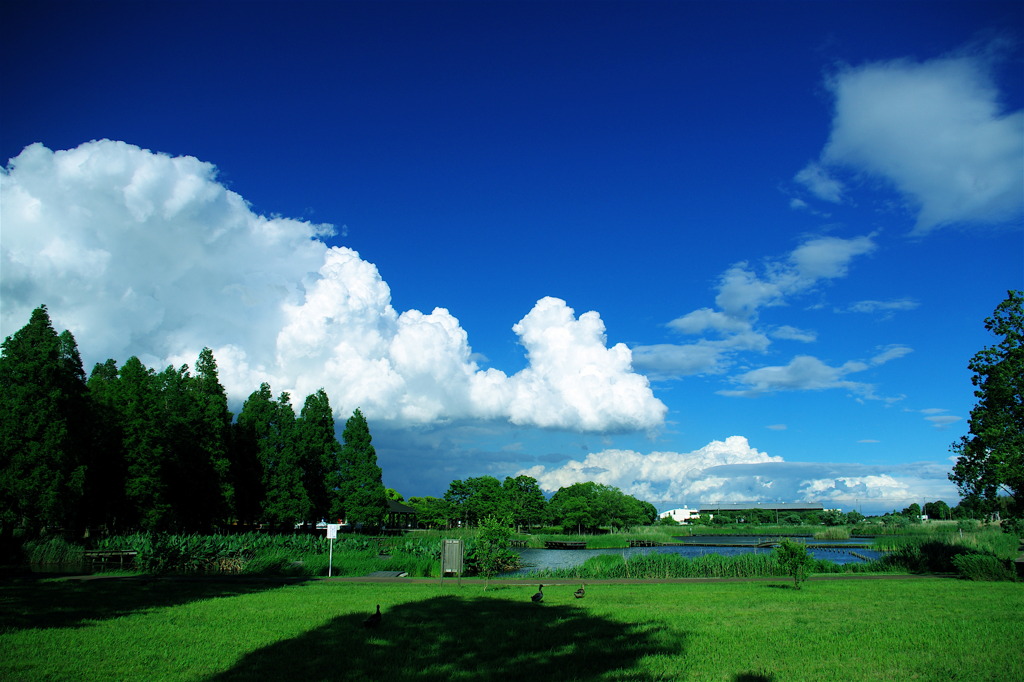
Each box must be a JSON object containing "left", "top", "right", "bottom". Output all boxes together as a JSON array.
[
  {"left": 208, "top": 594, "right": 682, "bottom": 681},
  {"left": 0, "top": 576, "right": 309, "bottom": 632}
]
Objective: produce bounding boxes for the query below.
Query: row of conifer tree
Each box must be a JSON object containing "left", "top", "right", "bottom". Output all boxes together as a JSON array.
[{"left": 0, "top": 305, "right": 388, "bottom": 538}]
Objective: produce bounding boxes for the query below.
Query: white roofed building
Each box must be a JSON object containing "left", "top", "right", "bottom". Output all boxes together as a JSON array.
[{"left": 658, "top": 507, "right": 701, "bottom": 524}]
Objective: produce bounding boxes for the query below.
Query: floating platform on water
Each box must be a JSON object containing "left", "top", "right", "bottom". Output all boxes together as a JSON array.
[
  {"left": 628, "top": 540, "right": 663, "bottom": 547},
  {"left": 544, "top": 541, "right": 587, "bottom": 550}
]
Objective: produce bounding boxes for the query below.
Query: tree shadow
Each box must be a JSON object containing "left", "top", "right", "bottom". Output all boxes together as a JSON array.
[
  {"left": 207, "top": 594, "right": 683, "bottom": 681},
  {"left": 0, "top": 576, "right": 310, "bottom": 632},
  {"left": 735, "top": 674, "right": 774, "bottom": 681}
]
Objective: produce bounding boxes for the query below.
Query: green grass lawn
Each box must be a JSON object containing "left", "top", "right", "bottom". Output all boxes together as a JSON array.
[{"left": 1, "top": 576, "right": 1021, "bottom": 681}]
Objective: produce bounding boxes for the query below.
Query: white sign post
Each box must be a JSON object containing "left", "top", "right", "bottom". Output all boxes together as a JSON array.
[{"left": 326, "top": 524, "right": 341, "bottom": 577}]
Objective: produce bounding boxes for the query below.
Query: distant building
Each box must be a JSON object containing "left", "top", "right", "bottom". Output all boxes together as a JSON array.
[{"left": 658, "top": 507, "right": 701, "bottom": 524}]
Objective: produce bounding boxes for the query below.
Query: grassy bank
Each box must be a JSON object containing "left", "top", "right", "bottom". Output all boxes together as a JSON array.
[{"left": 1, "top": 577, "right": 1020, "bottom": 680}]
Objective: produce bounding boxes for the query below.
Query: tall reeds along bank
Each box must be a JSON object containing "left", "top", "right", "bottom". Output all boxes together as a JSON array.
[
  {"left": 78, "top": 533, "right": 444, "bottom": 577},
  {"left": 873, "top": 539, "right": 1018, "bottom": 580},
  {"left": 525, "top": 550, "right": 897, "bottom": 580},
  {"left": 24, "top": 536, "right": 85, "bottom": 567}
]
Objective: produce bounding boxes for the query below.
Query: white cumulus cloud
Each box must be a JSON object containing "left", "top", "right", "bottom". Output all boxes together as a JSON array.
[
  {"left": 1, "top": 140, "right": 666, "bottom": 432},
  {"left": 518, "top": 438, "right": 958, "bottom": 513}
]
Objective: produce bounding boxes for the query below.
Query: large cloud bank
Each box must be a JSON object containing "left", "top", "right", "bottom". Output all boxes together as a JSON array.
[
  {"left": 0, "top": 140, "right": 667, "bottom": 431},
  {"left": 797, "top": 52, "right": 1024, "bottom": 232},
  {"left": 519, "top": 437, "right": 958, "bottom": 513}
]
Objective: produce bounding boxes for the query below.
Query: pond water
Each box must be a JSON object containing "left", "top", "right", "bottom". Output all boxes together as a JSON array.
[
  {"left": 670, "top": 535, "right": 876, "bottom": 546},
  {"left": 505, "top": 542, "right": 884, "bottom": 577}
]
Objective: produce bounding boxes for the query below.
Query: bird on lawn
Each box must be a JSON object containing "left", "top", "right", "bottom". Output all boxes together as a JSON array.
[
  {"left": 574, "top": 584, "right": 585, "bottom": 599},
  {"left": 531, "top": 585, "right": 544, "bottom": 603},
  {"left": 363, "top": 604, "right": 382, "bottom": 628}
]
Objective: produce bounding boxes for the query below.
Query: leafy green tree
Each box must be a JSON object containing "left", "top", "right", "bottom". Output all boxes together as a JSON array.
[
  {"left": 502, "top": 475, "right": 546, "bottom": 531},
  {"left": 901, "top": 503, "right": 923, "bottom": 523},
  {"left": 463, "top": 476, "right": 506, "bottom": 526},
  {"left": 443, "top": 479, "right": 472, "bottom": 526},
  {"left": 338, "top": 408, "right": 387, "bottom": 527},
  {"left": 0, "top": 306, "right": 89, "bottom": 537},
  {"left": 820, "top": 510, "right": 846, "bottom": 526},
  {"left": 553, "top": 496, "right": 594, "bottom": 534},
  {"left": 775, "top": 538, "right": 814, "bottom": 589},
  {"left": 443, "top": 477, "right": 508, "bottom": 526},
  {"left": 949, "top": 290, "right": 1024, "bottom": 518},
  {"left": 406, "top": 496, "right": 451, "bottom": 529},
  {"left": 546, "top": 481, "right": 657, "bottom": 532},
  {"left": 845, "top": 510, "right": 865, "bottom": 525},
  {"left": 384, "top": 488, "right": 404, "bottom": 501},
  {"left": 924, "top": 500, "right": 951, "bottom": 521}
]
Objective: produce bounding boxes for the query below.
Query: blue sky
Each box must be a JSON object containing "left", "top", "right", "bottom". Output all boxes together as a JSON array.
[{"left": 2, "top": 1, "right": 1022, "bottom": 514}]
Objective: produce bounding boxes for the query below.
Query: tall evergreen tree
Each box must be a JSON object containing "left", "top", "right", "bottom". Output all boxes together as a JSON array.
[
  {"left": 295, "top": 389, "right": 344, "bottom": 523},
  {"left": 118, "top": 356, "right": 173, "bottom": 531},
  {"left": 158, "top": 361, "right": 232, "bottom": 531},
  {"left": 338, "top": 408, "right": 387, "bottom": 526},
  {"left": 85, "top": 359, "right": 129, "bottom": 531},
  {"left": 232, "top": 384, "right": 275, "bottom": 525},
  {"left": 236, "top": 384, "right": 306, "bottom": 525},
  {"left": 0, "top": 306, "right": 88, "bottom": 537},
  {"left": 157, "top": 348, "right": 233, "bottom": 531}
]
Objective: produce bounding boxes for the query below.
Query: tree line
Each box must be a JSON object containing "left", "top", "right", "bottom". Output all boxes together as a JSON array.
[
  {"left": 0, "top": 305, "right": 388, "bottom": 540},
  {"left": 406, "top": 478, "right": 658, "bottom": 532}
]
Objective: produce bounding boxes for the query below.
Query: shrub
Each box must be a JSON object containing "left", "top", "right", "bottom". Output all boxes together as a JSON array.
[
  {"left": 775, "top": 539, "right": 813, "bottom": 589},
  {"left": 470, "top": 515, "right": 518, "bottom": 579},
  {"left": 951, "top": 554, "right": 1017, "bottom": 582}
]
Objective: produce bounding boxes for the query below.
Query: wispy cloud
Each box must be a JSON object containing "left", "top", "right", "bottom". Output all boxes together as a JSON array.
[
  {"left": 632, "top": 234, "right": 876, "bottom": 379},
  {"left": 907, "top": 407, "right": 962, "bottom": 429},
  {"left": 719, "top": 345, "right": 911, "bottom": 398},
  {"left": 794, "top": 161, "right": 845, "bottom": 203},
  {"left": 844, "top": 298, "right": 920, "bottom": 314}
]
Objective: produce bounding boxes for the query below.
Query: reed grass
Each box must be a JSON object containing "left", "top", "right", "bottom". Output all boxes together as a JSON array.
[
  {"left": 813, "top": 526, "right": 851, "bottom": 540},
  {"left": 82, "top": 532, "right": 443, "bottom": 577},
  {"left": 24, "top": 536, "right": 85, "bottom": 565},
  {"left": 526, "top": 549, "right": 904, "bottom": 580}
]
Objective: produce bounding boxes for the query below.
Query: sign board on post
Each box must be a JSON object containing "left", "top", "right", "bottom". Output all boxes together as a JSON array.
[
  {"left": 441, "top": 539, "right": 464, "bottom": 585},
  {"left": 326, "top": 524, "right": 341, "bottom": 576}
]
